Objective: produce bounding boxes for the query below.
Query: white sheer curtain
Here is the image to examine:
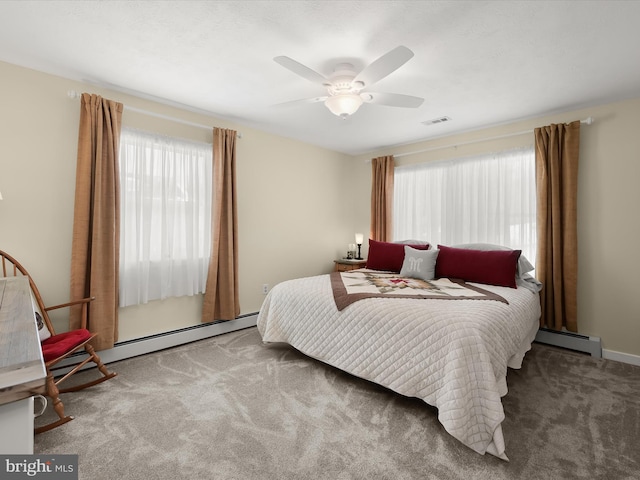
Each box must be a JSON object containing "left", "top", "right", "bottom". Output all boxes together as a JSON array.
[
  {"left": 119, "top": 128, "right": 213, "bottom": 307},
  {"left": 393, "top": 147, "right": 536, "bottom": 265}
]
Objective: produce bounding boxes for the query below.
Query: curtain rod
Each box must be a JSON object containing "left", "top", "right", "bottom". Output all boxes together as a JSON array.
[
  {"left": 67, "top": 90, "right": 242, "bottom": 138},
  {"left": 392, "top": 117, "right": 593, "bottom": 159}
]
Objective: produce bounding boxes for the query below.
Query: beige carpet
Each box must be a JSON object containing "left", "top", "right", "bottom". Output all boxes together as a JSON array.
[{"left": 35, "top": 327, "right": 640, "bottom": 480}]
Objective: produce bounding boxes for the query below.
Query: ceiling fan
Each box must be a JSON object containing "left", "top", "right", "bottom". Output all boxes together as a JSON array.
[{"left": 273, "top": 46, "right": 424, "bottom": 118}]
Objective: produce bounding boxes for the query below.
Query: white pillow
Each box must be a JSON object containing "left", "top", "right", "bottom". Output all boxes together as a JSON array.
[
  {"left": 35, "top": 311, "right": 52, "bottom": 342},
  {"left": 31, "top": 295, "right": 52, "bottom": 342},
  {"left": 394, "top": 239, "right": 431, "bottom": 247},
  {"left": 399, "top": 246, "right": 439, "bottom": 281}
]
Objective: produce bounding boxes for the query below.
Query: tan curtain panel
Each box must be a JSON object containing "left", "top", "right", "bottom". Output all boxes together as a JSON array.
[
  {"left": 70, "top": 93, "right": 123, "bottom": 350},
  {"left": 370, "top": 155, "right": 394, "bottom": 242},
  {"left": 202, "top": 127, "right": 240, "bottom": 322},
  {"left": 534, "top": 120, "right": 581, "bottom": 332}
]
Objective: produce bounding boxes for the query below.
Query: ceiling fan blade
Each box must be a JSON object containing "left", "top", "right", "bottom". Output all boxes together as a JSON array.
[
  {"left": 353, "top": 46, "right": 414, "bottom": 88},
  {"left": 272, "top": 96, "right": 328, "bottom": 108},
  {"left": 362, "top": 92, "right": 424, "bottom": 108},
  {"left": 274, "top": 56, "right": 328, "bottom": 85}
]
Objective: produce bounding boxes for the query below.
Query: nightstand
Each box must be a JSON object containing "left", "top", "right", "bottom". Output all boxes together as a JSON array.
[{"left": 334, "top": 259, "right": 367, "bottom": 272}]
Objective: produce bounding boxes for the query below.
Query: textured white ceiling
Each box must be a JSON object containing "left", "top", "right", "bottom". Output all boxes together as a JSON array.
[{"left": 1, "top": 0, "right": 640, "bottom": 155}]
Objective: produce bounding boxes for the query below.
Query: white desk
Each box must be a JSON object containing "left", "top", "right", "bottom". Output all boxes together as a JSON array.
[{"left": 0, "top": 276, "right": 47, "bottom": 454}]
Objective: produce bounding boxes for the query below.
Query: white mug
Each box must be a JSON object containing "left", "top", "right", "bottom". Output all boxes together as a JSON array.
[{"left": 34, "top": 394, "right": 47, "bottom": 417}]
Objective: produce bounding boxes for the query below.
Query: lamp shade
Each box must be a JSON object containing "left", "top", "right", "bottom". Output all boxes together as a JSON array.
[
  {"left": 355, "top": 233, "right": 364, "bottom": 244},
  {"left": 325, "top": 94, "right": 363, "bottom": 118}
]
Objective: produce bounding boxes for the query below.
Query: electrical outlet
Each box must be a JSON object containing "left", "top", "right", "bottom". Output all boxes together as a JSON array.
[{"left": 262, "top": 284, "right": 269, "bottom": 294}]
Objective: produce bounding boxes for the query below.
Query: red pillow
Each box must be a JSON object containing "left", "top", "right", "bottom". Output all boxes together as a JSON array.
[
  {"left": 435, "top": 244, "right": 521, "bottom": 288},
  {"left": 366, "top": 239, "right": 430, "bottom": 273}
]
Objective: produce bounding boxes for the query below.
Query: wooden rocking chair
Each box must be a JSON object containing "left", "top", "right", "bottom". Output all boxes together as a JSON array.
[{"left": 0, "top": 250, "right": 117, "bottom": 433}]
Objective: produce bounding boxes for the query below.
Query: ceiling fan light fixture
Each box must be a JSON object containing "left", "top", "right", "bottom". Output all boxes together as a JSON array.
[{"left": 324, "top": 94, "right": 363, "bottom": 118}]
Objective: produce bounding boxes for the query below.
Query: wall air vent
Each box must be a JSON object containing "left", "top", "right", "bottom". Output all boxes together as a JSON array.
[{"left": 422, "top": 116, "right": 451, "bottom": 126}]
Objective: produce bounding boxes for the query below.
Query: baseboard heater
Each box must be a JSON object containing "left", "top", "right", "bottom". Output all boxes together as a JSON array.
[
  {"left": 534, "top": 328, "right": 602, "bottom": 358},
  {"left": 50, "top": 313, "right": 258, "bottom": 376}
]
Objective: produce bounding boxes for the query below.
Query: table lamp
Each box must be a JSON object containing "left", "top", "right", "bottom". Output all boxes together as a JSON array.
[{"left": 355, "top": 233, "right": 364, "bottom": 260}]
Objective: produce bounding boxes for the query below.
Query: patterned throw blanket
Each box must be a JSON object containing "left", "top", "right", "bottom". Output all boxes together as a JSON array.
[{"left": 330, "top": 270, "right": 508, "bottom": 311}]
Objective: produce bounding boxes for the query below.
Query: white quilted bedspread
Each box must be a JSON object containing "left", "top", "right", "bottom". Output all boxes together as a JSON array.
[{"left": 257, "top": 272, "right": 540, "bottom": 460}]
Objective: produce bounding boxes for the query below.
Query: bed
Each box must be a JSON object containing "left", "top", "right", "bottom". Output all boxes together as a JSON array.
[{"left": 257, "top": 241, "right": 542, "bottom": 460}]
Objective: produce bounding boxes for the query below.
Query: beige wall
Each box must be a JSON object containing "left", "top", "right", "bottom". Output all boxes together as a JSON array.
[
  {"left": 0, "top": 61, "right": 353, "bottom": 341},
  {"left": 2, "top": 59, "right": 638, "bottom": 360},
  {"left": 351, "top": 98, "right": 640, "bottom": 359}
]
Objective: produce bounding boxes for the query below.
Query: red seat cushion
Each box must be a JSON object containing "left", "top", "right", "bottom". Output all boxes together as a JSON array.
[{"left": 41, "top": 328, "right": 93, "bottom": 362}]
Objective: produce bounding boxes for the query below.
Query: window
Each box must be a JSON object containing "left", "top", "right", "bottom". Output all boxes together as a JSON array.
[
  {"left": 393, "top": 147, "right": 536, "bottom": 266},
  {"left": 119, "top": 128, "right": 213, "bottom": 307}
]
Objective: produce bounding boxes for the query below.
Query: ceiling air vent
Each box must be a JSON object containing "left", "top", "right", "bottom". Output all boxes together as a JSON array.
[{"left": 422, "top": 116, "right": 451, "bottom": 126}]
